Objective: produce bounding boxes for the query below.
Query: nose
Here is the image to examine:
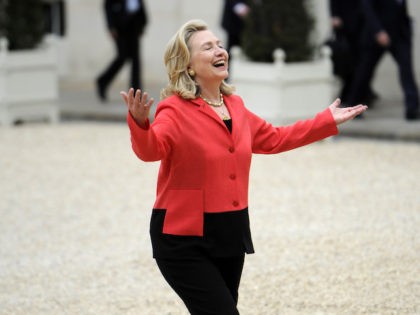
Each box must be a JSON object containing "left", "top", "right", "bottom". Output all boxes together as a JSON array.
[{"left": 215, "top": 45, "right": 227, "bottom": 57}]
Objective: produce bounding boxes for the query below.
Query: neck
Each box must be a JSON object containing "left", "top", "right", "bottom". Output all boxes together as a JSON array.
[
  {"left": 200, "top": 92, "right": 223, "bottom": 107},
  {"left": 199, "top": 86, "right": 221, "bottom": 103}
]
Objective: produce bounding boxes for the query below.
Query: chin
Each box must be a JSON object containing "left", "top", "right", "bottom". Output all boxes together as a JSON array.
[{"left": 221, "top": 70, "right": 229, "bottom": 80}]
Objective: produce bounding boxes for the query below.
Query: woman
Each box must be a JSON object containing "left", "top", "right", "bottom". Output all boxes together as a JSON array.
[{"left": 121, "top": 20, "right": 366, "bottom": 315}]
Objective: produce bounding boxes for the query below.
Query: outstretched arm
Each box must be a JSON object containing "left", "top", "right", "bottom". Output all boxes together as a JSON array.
[{"left": 329, "top": 98, "right": 367, "bottom": 125}]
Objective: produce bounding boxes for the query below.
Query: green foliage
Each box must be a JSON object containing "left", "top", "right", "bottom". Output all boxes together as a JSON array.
[
  {"left": 241, "top": 0, "right": 314, "bottom": 63},
  {"left": 0, "top": 0, "right": 45, "bottom": 50}
]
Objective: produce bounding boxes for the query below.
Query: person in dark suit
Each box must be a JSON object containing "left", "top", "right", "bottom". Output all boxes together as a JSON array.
[
  {"left": 347, "top": 0, "right": 419, "bottom": 120},
  {"left": 96, "top": 0, "right": 148, "bottom": 102},
  {"left": 329, "top": 0, "right": 370, "bottom": 105},
  {"left": 221, "top": 0, "right": 250, "bottom": 54}
]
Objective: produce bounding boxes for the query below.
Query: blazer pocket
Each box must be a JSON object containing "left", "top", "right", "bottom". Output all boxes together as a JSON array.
[{"left": 163, "top": 189, "right": 204, "bottom": 236}]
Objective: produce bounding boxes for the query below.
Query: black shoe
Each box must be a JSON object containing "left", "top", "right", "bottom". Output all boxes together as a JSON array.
[
  {"left": 405, "top": 112, "right": 419, "bottom": 121},
  {"left": 367, "top": 90, "right": 379, "bottom": 102},
  {"left": 96, "top": 78, "right": 107, "bottom": 102}
]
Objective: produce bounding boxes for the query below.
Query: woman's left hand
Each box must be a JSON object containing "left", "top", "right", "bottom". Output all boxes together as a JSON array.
[{"left": 329, "top": 98, "right": 368, "bottom": 125}]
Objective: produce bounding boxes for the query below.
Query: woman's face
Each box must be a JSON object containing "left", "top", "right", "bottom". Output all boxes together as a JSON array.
[{"left": 188, "top": 30, "right": 229, "bottom": 86}]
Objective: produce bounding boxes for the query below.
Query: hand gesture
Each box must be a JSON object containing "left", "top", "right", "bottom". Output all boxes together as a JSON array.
[
  {"left": 376, "top": 31, "right": 391, "bottom": 47},
  {"left": 331, "top": 16, "right": 343, "bottom": 29},
  {"left": 234, "top": 3, "right": 250, "bottom": 18},
  {"left": 329, "top": 99, "right": 368, "bottom": 125},
  {"left": 120, "top": 88, "right": 154, "bottom": 127}
]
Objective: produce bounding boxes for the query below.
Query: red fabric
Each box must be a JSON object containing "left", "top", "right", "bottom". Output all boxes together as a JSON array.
[{"left": 127, "top": 94, "right": 338, "bottom": 236}]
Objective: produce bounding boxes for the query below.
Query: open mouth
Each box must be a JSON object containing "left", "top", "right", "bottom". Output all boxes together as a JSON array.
[{"left": 213, "top": 60, "right": 226, "bottom": 68}]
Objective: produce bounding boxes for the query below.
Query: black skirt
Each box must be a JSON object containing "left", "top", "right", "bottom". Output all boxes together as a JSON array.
[{"left": 150, "top": 207, "right": 255, "bottom": 258}]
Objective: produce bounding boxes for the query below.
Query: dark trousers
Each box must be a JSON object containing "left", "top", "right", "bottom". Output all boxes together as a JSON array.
[
  {"left": 225, "top": 33, "right": 241, "bottom": 82},
  {"left": 336, "top": 31, "right": 361, "bottom": 104},
  {"left": 98, "top": 19, "right": 142, "bottom": 91},
  {"left": 348, "top": 38, "right": 419, "bottom": 116},
  {"left": 226, "top": 33, "right": 241, "bottom": 56},
  {"left": 156, "top": 254, "right": 245, "bottom": 315}
]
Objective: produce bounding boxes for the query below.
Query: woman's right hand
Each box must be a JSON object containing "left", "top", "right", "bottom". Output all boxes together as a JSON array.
[
  {"left": 120, "top": 88, "right": 154, "bottom": 128},
  {"left": 376, "top": 31, "right": 391, "bottom": 47},
  {"left": 331, "top": 17, "right": 343, "bottom": 29}
]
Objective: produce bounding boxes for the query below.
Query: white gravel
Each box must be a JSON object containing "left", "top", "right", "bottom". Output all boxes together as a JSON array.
[{"left": 0, "top": 122, "right": 419, "bottom": 315}]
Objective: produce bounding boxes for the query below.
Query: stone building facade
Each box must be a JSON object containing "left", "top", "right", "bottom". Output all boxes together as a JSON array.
[{"left": 56, "top": 0, "right": 420, "bottom": 100}]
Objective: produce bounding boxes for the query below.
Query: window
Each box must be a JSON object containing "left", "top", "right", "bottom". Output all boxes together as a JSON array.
[{"left": 43, "top": 0, "right": 66, "bottom": 36}]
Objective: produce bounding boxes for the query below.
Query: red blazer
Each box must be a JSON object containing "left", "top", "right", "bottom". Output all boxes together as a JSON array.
[{"left": 127, "top": 94, "right": 338, "bottom": 236}]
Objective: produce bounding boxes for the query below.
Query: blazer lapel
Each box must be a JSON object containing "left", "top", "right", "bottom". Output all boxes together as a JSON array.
[{"left": 191, "top": 97, "right": 229, "bottom": 130}]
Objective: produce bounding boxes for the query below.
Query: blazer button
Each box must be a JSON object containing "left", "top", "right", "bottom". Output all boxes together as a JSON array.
[
  {"left": 232, "top": 200, "right": 239, "bottom": 207},
  {"left": 228, "top": 146, "right": 235, "bottom": 153},
  {"left": 229, "top": 174, "right": 236, "bottom": 180}
]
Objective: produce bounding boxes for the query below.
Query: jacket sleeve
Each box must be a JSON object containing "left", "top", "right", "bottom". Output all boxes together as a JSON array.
[
  {"left": 329, "top": 0, "right": 340, "bottom": 17},
  {"left": 247, "top": 108, "right": 339, "bottom": 154},
  {"left": 361, "top": 0, "right": 383, "bottom": 35},
  {"left": 127, "top": 102, "right": 179, "bottom": 162}
]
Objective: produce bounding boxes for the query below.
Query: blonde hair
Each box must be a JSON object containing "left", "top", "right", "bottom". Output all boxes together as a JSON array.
[{"left": 160, "top": 19, "right": 235, "bottom": 100}]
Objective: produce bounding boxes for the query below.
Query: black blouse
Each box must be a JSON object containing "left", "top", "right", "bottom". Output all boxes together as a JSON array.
[{"left": 223, "top": 118, "right": 232, "bottom": 133}]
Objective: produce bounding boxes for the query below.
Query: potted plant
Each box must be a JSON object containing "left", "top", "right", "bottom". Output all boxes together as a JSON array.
[
  {"left": 230, "top": 0, "right": 334, "bottom": 123},
  {"left": 0, "top": 0, "right": 59, "bottom": 126}
]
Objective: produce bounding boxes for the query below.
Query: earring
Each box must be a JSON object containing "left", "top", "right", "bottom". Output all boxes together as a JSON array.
[{"left": 188, "top": 69, "right": 195, "bottom": 77}]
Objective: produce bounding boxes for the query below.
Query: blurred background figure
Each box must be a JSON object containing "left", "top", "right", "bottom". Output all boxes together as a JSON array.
[
  {"left": 96, "top": 0, "right": 148, "bottom": 102},
  {"left": 221, "top": 0, "right": 250, "bottom": 55},
  {"left": 328, "top": 0, "right": 378, "bottom": 107},
  {"left": 347, "top": 0, "right": 419, "bottom": 120}
]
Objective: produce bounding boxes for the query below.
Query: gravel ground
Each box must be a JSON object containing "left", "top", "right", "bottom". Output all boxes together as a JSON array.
[{"left": 0, "top": 122, "right": 419, "bottom": 315}]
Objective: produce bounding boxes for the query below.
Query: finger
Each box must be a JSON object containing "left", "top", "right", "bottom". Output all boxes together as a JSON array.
[
  {"left": 127, "top": 88, "right": 135, "bottom": 107},
  {"left": 120, "top": 91, "right": 129, "bottom": 105},
  {"left": 349, "top": 106, "right": 367, "bottom": 117},
  {"left": 140, "top": 91, "right": 149, "bottom": 104},
  {"left": 129, "top": 88, "right": 139, "bottom": 109},
  {"left": 348, "top": 104, "right": 368, "bottom": 113},
  {"left": 333, "top": 98, "right": 341, "bottom": 107},
  {"left": 147, "top": 98, "right": 155, "bottom": 108},
  {"left": 128, "top": 87, "right": 134, "bottom": 99},
  {"left": 134, "top": 89, "right": 141, "bottom": 106},
  {"left": 328, "top": 99, "right": 341, "bottom": 117}
]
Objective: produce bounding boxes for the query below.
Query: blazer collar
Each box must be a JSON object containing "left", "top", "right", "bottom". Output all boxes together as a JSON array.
[{"left": 191, "top": 95, "right": 234, "bottom": 133}]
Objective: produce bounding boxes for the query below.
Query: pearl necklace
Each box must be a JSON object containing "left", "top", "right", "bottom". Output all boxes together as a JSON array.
[
  {"left": 200, "top": 93, "right": 224, "bottom": 107},
  {"left": 200, "top": 93, "right": 230, "bottom": 120}
]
